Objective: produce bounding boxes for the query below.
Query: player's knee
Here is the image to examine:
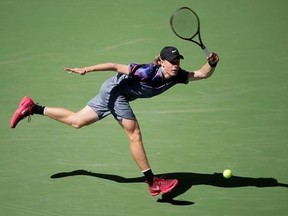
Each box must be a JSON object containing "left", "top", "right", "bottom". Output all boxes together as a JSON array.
[
  {"left": 70, "top": 120, "right": 85, "bottom": 129},
  {"left": 129, "top": 128, "right": 142, "bottom": 143},
  {"left": 71, "top": 124, "right": 82, "bottom": 129},
  {"left": 121, "top": 118, "right": 142, "bottom": 143}
]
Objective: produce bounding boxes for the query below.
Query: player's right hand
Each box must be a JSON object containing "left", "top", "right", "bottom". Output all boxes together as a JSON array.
[{"left": 207, "top": 52, "right": 219, "bottom": 68}]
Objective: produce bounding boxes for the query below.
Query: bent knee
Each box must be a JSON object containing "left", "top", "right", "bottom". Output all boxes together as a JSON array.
[
  {"left": 69, "top": 116, "right": 98, "bottom": 129},
  {"left": 70, "top": 120, "right": 86, "bottom": 129},
  {"left": 71, "top": 123, "right": 83, "bottom": 129}
]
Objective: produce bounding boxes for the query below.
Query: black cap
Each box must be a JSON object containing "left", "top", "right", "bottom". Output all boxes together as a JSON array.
[{"left": 160, "top": 46, "right": 184, "bottom": 61}]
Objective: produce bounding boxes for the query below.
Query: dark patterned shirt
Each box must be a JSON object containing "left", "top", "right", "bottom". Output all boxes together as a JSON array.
[{"left": 112, "top": 63, "right": 189, "bottom": 101}]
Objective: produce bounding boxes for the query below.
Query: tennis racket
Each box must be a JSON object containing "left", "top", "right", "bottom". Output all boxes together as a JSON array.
[{"left": 170, "top": 7, "right": 210, "bottom": 57}]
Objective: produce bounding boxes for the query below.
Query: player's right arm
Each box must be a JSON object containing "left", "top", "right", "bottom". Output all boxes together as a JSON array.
[
  {"left": 188, "top": 52, "right": 219, "bottom": 81},
  {"left": 64, "top": 63, "right": 129, "bottom": 75}
]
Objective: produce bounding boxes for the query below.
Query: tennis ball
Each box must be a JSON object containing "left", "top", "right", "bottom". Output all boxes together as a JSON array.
[{"left": 223, "top": 169, "right": 232, "bottom": 178}]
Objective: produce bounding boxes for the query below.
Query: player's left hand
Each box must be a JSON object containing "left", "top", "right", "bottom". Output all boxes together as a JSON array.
[{"left": 64, "top": 67, "right": 87, "bottom": 75}]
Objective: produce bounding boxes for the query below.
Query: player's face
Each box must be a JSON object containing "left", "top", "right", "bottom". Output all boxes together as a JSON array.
[{"left": 161, "top": 59, "right": 180, "bottom": 79}]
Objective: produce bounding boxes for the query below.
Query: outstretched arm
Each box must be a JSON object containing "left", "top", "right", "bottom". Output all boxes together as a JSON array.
[
  {"left": 64, "top": 63, "right": 129, "bottom": 75},
  {"left": 188, "top": 52, "right": 219, "bottom": 81}
]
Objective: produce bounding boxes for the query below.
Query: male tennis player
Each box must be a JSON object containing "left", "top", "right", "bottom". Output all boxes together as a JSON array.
[{"left": 10, "top": 46, "right": 219, "bottom": 196}]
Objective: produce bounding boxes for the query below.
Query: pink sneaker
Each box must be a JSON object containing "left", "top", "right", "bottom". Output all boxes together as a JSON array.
[
  {"left": 148, "top": 176, "right": 178, "bottom": 196},
  {"left": 10, "top": 96, "right": 35, "bottom": 128}
]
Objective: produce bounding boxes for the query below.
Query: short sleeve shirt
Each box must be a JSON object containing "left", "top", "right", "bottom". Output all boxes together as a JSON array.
[{"left": 118, "top": 63, "right": 189, "bottom": 100}]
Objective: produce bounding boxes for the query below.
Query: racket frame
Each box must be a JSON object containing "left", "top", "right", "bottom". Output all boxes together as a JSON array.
[{"left": 170, "top": 7, "right": 210, "bottom": 56}]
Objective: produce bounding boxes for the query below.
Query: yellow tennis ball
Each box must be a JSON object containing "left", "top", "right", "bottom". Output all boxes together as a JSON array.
[{"left": 223, "top": 169, "right": 232, "bottom": 178}]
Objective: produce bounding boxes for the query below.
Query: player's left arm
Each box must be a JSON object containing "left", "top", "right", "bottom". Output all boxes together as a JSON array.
[
  {"left": 188, "top": 52, "right": 219, "bottom": 82},
  {"left": 64, "top": 63, "right": 129, "bottom": 75}
]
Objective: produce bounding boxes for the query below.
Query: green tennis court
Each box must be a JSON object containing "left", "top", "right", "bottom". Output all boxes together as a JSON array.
[{"left": 1, "top": 0, "right": 287, "bottom": 215}]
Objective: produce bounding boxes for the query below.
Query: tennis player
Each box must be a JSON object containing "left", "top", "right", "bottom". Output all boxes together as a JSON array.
[{"left": 10, "top": 46, "right": 219, "bottom": 196}]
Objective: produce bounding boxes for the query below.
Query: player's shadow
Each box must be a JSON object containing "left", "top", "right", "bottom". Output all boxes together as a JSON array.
[{"left": 50, "top": 170, "right": 288, "bottom": 206}]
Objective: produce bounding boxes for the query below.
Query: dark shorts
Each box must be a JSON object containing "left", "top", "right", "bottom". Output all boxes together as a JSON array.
[{"left": 87, "top": 78, "right": 135, "bottom": 121}]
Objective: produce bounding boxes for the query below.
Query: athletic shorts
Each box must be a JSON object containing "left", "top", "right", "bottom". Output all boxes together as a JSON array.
[{"left": 87, "top": 77, "right": 136, "bottom": 121}]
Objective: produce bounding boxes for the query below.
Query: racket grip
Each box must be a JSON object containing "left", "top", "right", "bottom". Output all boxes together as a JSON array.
[{"left": 203, "top": 47, "right": 210, "bottom": 57}]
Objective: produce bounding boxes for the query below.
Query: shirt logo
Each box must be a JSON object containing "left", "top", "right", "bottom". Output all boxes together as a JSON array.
[{"left": 172, "top": 50, "right": 177, "bottom": 53}]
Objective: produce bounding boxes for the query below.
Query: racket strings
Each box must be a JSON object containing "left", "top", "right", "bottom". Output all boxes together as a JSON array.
[{"left": 171, "top": 9, "right": 199, "bottom": 39}]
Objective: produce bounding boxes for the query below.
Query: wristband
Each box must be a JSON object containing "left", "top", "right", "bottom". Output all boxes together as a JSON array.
[{"left": 208, "top": 61, "right": 218, "bottom": 68}]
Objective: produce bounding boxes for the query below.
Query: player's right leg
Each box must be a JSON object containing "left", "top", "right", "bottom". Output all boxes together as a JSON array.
[{"left": 10, "top": 96, "right": 99, "bottom": 128}]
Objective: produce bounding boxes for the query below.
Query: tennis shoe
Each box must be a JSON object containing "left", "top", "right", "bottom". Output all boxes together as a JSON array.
[
  {"left": 10, "top": 96, "right": 35, "bottom": 128},
  {"left": 148, "top": 176, "right": 178, "bottom": 196}
]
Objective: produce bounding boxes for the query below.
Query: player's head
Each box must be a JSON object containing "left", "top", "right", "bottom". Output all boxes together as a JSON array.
[
  {"left": 159, "top": 46, "right": 184, "bottom": 79},
  {"left": 160, "top": 46, "right": 184, "bottom": 62}
]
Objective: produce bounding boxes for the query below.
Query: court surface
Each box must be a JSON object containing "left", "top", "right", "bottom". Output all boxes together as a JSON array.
[{"left": 0, "top": 0, "right": 287, "bottom": 215}]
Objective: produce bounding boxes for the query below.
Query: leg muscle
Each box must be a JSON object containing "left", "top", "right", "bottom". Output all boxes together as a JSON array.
[
  {"left": 119, "top": 118, "right": 151, "bottom": 171},
  {"left": 45, "top": 105, "right": 99, "bottom": 128}
]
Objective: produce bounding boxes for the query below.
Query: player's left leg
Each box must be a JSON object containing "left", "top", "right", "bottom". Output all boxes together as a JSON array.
[
  {"left": 119, "top": 118, "right": 150, "bottom": 171},
  {"left": 119, "top": 118, "right": 178, "bottom": 196}
]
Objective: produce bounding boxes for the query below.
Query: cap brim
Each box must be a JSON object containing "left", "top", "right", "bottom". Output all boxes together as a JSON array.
[
  {"left": 161, "top": 54, "right": 184, "bottom": 61},
  {"left": 170, "top": 55, "right": 184, "bottom": 61}
]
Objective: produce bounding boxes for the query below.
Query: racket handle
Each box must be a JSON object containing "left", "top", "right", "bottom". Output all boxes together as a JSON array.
[{"left": 203, "top": 47, "right": 210, "bottom": 57}]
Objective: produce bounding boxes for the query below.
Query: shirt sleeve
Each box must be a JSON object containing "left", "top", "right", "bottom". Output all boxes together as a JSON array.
[
  {"left": 176, "top": 68, "right": 189, "bottom": 84},
  {"left": 128, "top": 63, "right": 140, "bottom": 75},
  {"left": 128, "top": 63, "right": 156, "bottom": 81}
]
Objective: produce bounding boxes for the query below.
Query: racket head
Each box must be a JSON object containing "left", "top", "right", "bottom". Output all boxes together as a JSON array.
[{"left": 170, "top": 7, "right": 200, "bottom": 41}]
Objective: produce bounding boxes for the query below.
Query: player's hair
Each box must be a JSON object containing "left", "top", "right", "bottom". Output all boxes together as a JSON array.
[{"left": 152, "top": 55, "right": 161, "bottom": 65}]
